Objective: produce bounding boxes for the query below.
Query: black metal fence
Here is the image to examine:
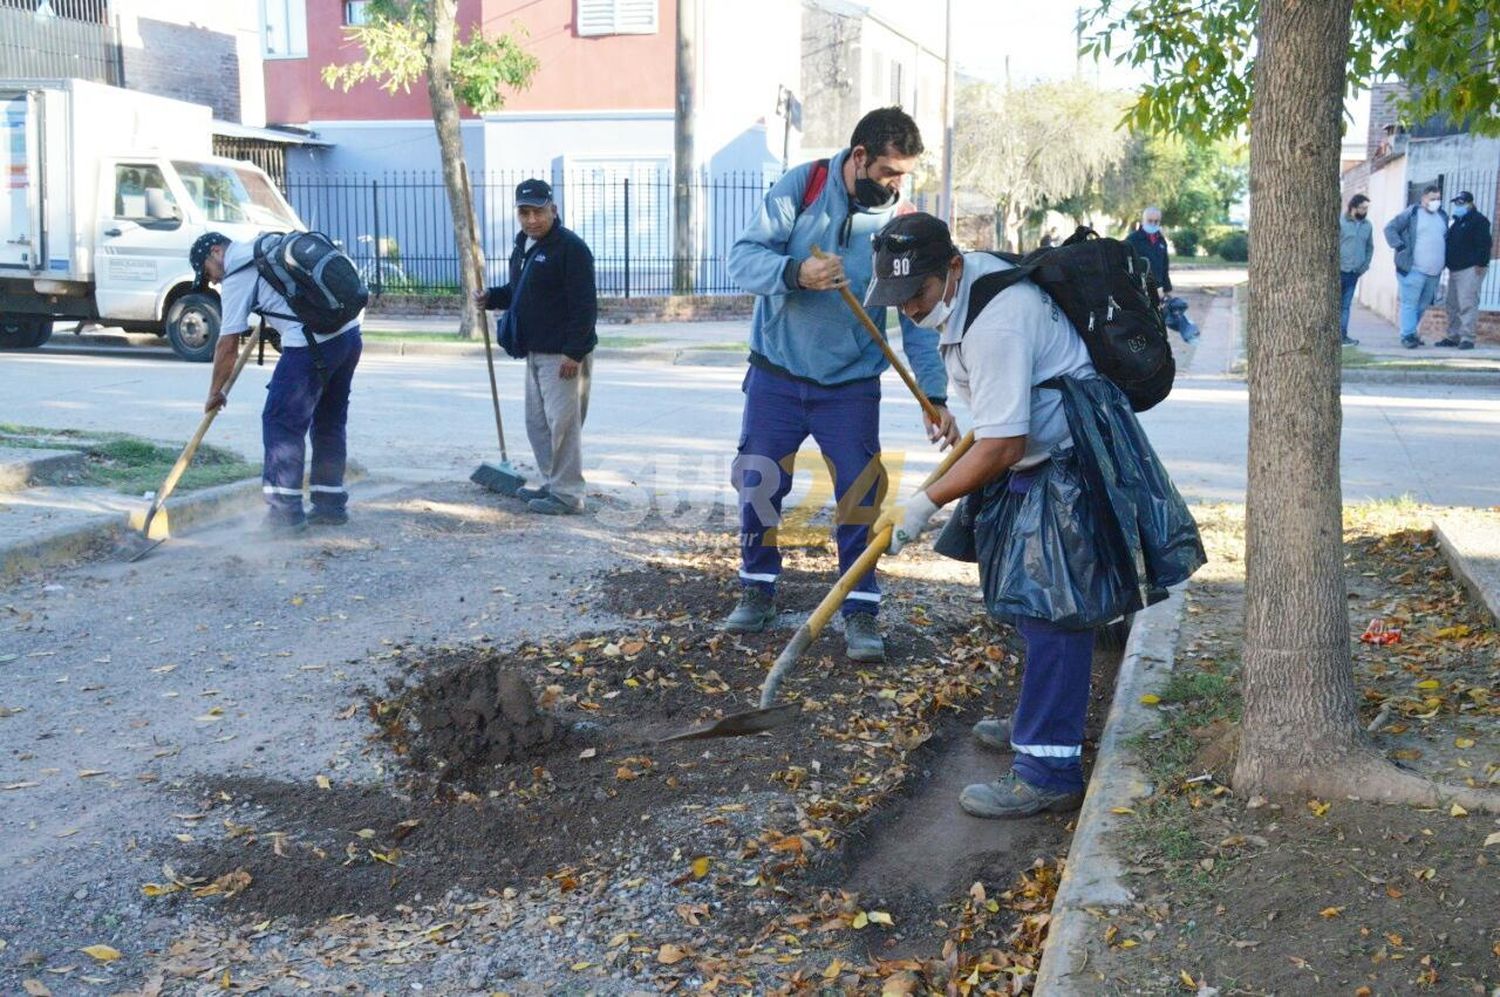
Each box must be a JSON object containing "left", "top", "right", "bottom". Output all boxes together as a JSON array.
[
  {"left": 0, "top": 0, "right": 121, "bottom": 85},
  {"left": 1406, "top": 167, "right": 1499, "bottom": 311},
  {"left": 283, "top": 168, "right": 779, "bottom": 297}
]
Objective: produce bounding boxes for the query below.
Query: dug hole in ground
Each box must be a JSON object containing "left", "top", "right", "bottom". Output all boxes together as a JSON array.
[{"left": 0, "top": 479, "right": 1127, "bottom": 994}]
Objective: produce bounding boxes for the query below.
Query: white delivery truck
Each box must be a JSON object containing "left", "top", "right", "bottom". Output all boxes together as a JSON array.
[{"left": 0, "top": 78, "right": 305, "bottom": 361}]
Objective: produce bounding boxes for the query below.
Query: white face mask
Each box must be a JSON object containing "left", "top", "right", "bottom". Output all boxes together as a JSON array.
[
  {"left": 1423, "top": 199, "right": 1440, "bottom": 212},
  {"left": 912, "top": 269, "right": 954, "bottom": 329}
]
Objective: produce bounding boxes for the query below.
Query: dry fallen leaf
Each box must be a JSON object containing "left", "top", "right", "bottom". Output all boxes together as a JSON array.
[
  {"left": 1318, "top": 906, "right": 1344, "bottom": 919},
  {"left": 867, "top": 910, "right": 894, "bottom": 926},
  {"left": 657, "top": 942, "right": 689, "bottom": 965},
  {"left": 1483, "top": 831, "right": 1500, "bottom": 848},
  {"left": 690, "top": 856, "right": 711, "bottom": 879},
  {"left": 79, "top": 944, "right": 121, "bottom": 962},
  {"left": 22, "top": 980, "right": 51, "bottom": 997},
  {"left": 1449, "top": 803, "right": 1468, "bottom": 818},
  {"left": 1139, "top": 694, "right": 1161, "bottom": 706},
  {"left": 316, "top": 775, "right": 331, "bottom": 790}
]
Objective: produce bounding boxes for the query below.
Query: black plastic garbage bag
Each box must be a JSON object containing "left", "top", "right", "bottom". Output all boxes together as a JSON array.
[{"left": 933, "top": 375, "right": 1205, "bottom": 629}]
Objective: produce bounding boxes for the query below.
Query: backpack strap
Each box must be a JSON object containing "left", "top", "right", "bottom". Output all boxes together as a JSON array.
[
  {"left": 798, "top": 159, "right": 830, "bottom": 214},
  {"left": 961, "top": 267, "right": 1032, "bottom": 335}
]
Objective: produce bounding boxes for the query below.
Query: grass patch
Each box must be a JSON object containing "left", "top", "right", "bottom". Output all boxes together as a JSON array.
[
  {"left": 1176, "top": 256, "right": 1249, "bottom": 269},
  {"left": 681, "top": 341, "right": 746, "bottom": 352},
  {"left": 0, "top": 424, "right": 258, "bottom": 495},
  {"left": 357, "top": 329, "right": 465, "bottom": 343},
  {"left": 1340, "top": 346, "right": 1497, "bottom": 372},
  {"left": 595, "top": 335, "right": 668, "bottom": 350}
]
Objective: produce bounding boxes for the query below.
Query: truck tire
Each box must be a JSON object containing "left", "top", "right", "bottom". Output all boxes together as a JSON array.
[
  {"left": 0, "top": 315, "right": 51, "bottom": 349},
  {"left": 165, "top": 293, "right": 220, "bottom": 363}
]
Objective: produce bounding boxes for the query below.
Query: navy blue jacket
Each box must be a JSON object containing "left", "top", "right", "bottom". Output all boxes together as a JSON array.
[
  {"left": 1447, "top": 210, "right": 1493, "bottom": 272},
  {"left": 484, "top": 222, "right": 598, "bottom": 361},
  {"left": 1125, "top": 228, "right": 1172, "bottom": 292}
]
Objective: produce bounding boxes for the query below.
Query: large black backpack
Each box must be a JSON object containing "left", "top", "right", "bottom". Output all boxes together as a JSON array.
[
  {"left": 963, "top": 227, "right": 1174, "bottom": 412},
  {"left": 242, "top": 231, "right": 369, "bottom": 336}
]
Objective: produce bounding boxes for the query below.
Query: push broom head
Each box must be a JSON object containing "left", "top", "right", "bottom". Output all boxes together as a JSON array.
[{"left": 471, "top": 460, "right": 526, "bottom": 496}]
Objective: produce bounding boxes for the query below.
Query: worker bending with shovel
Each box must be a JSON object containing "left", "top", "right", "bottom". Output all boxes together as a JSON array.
[
  {"left": 723, "top": 107, "right": 956, "bottom": 663},
  {"left": 868, "top": 213, "right": 1204, "bottom": 818}
]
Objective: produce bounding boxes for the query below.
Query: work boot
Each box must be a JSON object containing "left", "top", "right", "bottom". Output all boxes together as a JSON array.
[
  {"left": 1458, "top": 341, "right": 1475, "bottom": 350},
  {"left": 263, "top": 513, "right": 307, "bottom": 536},
  {"left": 1401, "top": 335, "right": 1420, "bottom": 350},
  {"left": 971, "top": 716, "right": 1014, "bottom": 751},
  {"left": 959, "top": 772, "right": 1084, "bottom": 819},
  {"left": 516, "top": 485, "right": 550, "bottom": 501},
  {"left": 307, "top": 507, "right": 348, "bottom": 526},
  {"left": 1340, "top": 335, "right": 1359, "bottom": 346},
  {"left": 528, "top": 495, "right": 581, "bottom": 516},
  {"left": 722, "top": 588, "right": 775, "bottom": 633},
  {"left": 1434, "top": 336, "right": 1461, "bottom": 348},
  {"left": 843, "top": 613, "right": 885, "bottom": 663}
]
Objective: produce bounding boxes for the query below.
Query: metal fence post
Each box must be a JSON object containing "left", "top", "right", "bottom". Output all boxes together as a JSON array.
[
  {"left": 371, "top": 179, "right": 382, "bottom": 296},
  {"left": 622, "top": 176, "right": 632, "bottom": 299}
]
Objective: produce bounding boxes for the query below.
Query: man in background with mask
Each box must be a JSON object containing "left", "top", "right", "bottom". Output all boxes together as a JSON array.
[
  {"left": 1125, "top": 206, "right": 1171, "bottom": 296},
  {"left": 1384, "top": 183, "right": 1448, "bottom": 349},
  {"left": 1337, "top": 194, "right": 1374, "bottom": 346},
  {"left": 723, "top": 106, "right": 955, "bottom": 663},
  {"left": 1435, "top": 191, "right": 1491, "bottom": 350}
]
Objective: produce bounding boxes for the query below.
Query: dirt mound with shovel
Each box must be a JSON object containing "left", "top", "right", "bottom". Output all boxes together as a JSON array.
[{"left": 398, "top": 657, "right": 560, "bottom": 778}]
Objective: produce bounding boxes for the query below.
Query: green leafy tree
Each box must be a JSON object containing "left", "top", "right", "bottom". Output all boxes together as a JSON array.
[
  {"left": 1084, "top": 0, "right": 1500, "bottom": 813},
  {"left": 1097, "top": 133, "right": 1247, "bottom": 236},
  {"left": 324, "top": 0, "right": 539, "bottom": 337}
]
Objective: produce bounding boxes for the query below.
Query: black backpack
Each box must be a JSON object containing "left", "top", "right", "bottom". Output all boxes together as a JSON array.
[
  {"left": 241, "top": 231, "right": 369, "bottom": 336},
  {"left": 962, "top": 227, "right": 1175, "bottom": 412}
]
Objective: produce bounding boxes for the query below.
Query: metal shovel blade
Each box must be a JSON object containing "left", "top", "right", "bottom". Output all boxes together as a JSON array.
[{"left": 656, "top": 702, "right": 800, "bottom": 743}]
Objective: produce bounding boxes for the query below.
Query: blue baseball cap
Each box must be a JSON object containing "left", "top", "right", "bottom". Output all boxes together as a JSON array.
[{"left": 515, "top": 179, "right": 553, "bottom": 207}]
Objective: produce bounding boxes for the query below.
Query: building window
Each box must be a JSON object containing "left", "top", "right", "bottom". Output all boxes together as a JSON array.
[
  {"left": 344, "top": 0, "right": 370, "bottom": 26},
  {"left": 576, "top": 0, "right": 658, "bottom": 37},
  {"left": 261, "top": 0, "right": 307, "bottom": 59},
  {"left": 890, "top": 61, "right": 904, "bottom": 105}
]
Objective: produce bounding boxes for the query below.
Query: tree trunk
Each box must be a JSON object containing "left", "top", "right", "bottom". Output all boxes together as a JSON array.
[
  {"left": 425, "top": 0, "right": 484, "bottom": 339},
  {"left": 1235, "top": 0, "right": 1368, "bottom": 795},
  {"left": 671, "top": 0, "right": 697, "bottom": 294}
]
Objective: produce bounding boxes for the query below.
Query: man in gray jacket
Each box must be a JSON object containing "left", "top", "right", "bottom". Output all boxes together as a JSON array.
[
  {"left": 1384, "top": 184, "right": 1448, "bottom": 349},
  {"left": 1338, "top": 194, "right": 1373, "bottom": 346}
]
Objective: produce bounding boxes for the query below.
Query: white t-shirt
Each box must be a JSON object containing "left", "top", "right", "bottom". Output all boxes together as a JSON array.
[
  {"left": 939, "top": 253, "right": 1095, "bottom": 470},
  {"left": 218, "top": 238, "right": 362, "bottom": 348}
]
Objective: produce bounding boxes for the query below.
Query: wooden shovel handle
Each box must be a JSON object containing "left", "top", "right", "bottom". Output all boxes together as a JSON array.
[
  {"left": 759, "top": 430, "right": 975, "bottom": 708},
  {"left": 811, "top": 245, "right": 943, "bottom": 425},
  {"left": 142, "top": 329, "right": 261, "bottom": 531}
]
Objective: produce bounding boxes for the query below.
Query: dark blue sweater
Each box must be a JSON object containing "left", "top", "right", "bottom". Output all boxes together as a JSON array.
[
  {"left": 484, "top": 223, "right": 598, "bottom": 361},
  {"left": 1125, "top": 228, "right": 1172, "bottom": 293}
]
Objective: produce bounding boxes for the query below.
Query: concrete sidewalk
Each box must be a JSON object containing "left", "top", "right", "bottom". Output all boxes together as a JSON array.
[{"left": 1345, "top": 300, "right": 1500, "bottom": 372}]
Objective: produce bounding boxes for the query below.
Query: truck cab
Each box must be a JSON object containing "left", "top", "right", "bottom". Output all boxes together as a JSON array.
[{"left": 0, "top": 79, "right": 305, "bottom": 361}]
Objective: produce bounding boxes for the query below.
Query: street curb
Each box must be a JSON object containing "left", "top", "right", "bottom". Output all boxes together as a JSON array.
[
  {"left": 1432, "top": 516, "right": 1500, "bottom": 626},
  {"left": 1339, "top": 368, "right": 1500, "bottom": 387},
  {"left": 0, "top": 464, "right": 369, "bottom": 583},
  {"left": 1035, "top": 588, "right": 1188, "bottom": 996},
  {"left": 0, "top": 449, "right": 84, "bottom": 493}
]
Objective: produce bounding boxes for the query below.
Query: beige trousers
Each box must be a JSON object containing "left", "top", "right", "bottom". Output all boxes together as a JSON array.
[
  {"left": 523, "top": 352, "right": 591, "bottom": 509},
  {"left": 1446, "top": 265, "right": 1488, "bottom": 344}
]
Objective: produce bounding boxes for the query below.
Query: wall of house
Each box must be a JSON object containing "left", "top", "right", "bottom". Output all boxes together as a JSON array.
[
  {"left": 1358, "top": 153, "right": 1410, "bottom": 323},
  {"left": 111, "top": 0, "right": 265, "bottom": 125}
]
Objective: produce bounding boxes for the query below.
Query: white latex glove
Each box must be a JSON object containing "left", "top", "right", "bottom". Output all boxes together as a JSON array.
[{"left": 887, "top": 490, "right": 940, "bottom": 555}]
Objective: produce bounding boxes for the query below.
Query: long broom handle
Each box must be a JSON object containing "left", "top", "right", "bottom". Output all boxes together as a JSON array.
[
  {"left": 141, "top": 328, "right": 261, "bottom": 534},
  {"left": 461, "top": 162, "right": 509, "bottom": 462},
  {"left": 758, "top": 429, "right": 975, "bottom": 708},
  {"left": 811, "top": 245, "right": 943, "bottom": 425}
]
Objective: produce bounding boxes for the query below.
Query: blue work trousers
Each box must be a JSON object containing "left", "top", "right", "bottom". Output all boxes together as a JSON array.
[
  {"left": 732, "top": 365, "right": 885, "bottom": 616},
  {"left": 1006, "top": 471, "right": 1096, "bottom": 793},
  {"left": 262, "top": 329, "right": 362, "bottom": 524}
]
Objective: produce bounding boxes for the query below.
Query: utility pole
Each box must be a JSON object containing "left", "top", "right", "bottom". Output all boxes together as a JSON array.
[
  {"left": 941, "top": 0, "right": 955, "bottom": 225},
  {"left": 673, "top": 0, "right": 697, "bottom": 294}
]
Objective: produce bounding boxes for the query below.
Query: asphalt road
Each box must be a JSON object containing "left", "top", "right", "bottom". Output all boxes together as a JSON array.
[{"left": 5, "top": 331, "right": 1500, "bottom": 510}]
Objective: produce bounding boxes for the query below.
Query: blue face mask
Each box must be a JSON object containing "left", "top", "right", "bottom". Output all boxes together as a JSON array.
[
  {"left": 1452, "top": 205, "right": 1469, "bottom": 218},
  {"left": 1142, "top": 223, "right": 1161, "bottom": 235}
]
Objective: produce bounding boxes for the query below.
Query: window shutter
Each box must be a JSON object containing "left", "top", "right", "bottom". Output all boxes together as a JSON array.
[{"left": 577, "top": 0, "right": 658, "bottom": 37}]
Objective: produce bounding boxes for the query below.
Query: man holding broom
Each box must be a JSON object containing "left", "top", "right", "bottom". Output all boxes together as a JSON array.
[{"left": 723, "top": 107, "right": 956, "bottom": 663}]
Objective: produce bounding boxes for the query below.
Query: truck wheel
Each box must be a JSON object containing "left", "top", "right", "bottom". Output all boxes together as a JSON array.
[
  {"left": 0, "top": 315, "right": 50, "bottom": 349},
  {"left": 166, "top": 293, "right": 220, "bottom": 363}
]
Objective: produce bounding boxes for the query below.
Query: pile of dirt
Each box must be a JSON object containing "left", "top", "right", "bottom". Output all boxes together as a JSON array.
[{"left": 402, "top": 658, "right": 560, "bottom": 776}]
